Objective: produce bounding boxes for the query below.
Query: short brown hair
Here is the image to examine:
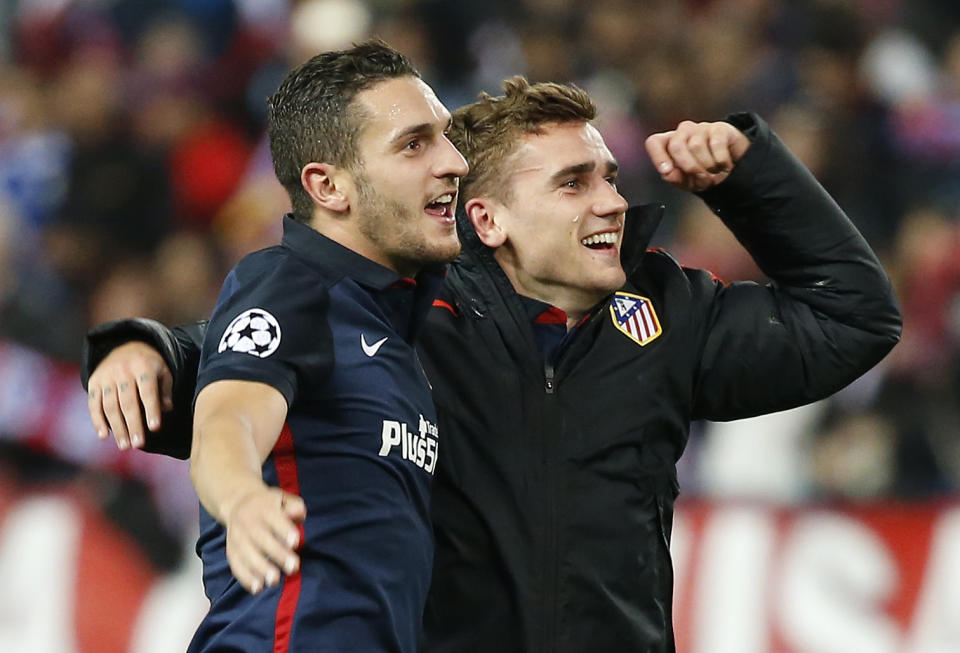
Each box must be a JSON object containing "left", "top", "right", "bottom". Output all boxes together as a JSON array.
[
  {"left": 449, "top": 76, "right": 596, "bottom": 203},
  {"left": 267, "top": 40, "right": 419, "bottom": 222}
]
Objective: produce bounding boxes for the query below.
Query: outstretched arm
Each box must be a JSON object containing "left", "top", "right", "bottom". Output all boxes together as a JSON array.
[{"left": 192, "top": 379, "right": 305, "bottom": 594}]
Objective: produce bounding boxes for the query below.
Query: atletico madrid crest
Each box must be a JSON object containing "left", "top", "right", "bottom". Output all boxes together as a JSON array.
[{"left": 610, "top": 292, "right": 662, "bottom": 346}]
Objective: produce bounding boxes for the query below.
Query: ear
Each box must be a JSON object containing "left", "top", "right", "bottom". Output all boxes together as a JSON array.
[
  {"left": 301, "top": 162, "right": 351, "bottom": 213},
  {"left": 465, "top": 197, "right": 507, "bottom": 248}
]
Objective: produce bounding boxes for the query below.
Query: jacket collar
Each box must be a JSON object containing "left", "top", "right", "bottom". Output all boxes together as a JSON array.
[{"left": 618, "top": 204, "right": 666, "bottom": 275}]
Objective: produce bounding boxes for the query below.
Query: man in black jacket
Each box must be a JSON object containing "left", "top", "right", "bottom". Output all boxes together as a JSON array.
[{"left": 84, "top": 77, "right": 901, "bottom": 652}]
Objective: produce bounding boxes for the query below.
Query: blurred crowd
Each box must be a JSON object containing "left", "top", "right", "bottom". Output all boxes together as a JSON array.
[{"left": 1, "top": 0, "right": 959, "bottom": 513}]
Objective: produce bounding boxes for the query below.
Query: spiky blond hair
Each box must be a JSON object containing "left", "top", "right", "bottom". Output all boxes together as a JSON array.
[{"left": 449, "top": 76, "right": 596, "bottom": 203}]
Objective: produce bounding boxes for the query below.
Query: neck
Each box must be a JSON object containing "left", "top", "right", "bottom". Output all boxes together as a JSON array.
[
  {"left": 504, "top": 278, "right": 603, "bottom": 331},
  {"left": 308, "top": 213, "right": 419, "bottom": 277},
  {"left": 492, "top": 248, "right": 606, "bottom": 330},
  {"left": 564, "top": 312, "right": 584, "bottom": 331}
]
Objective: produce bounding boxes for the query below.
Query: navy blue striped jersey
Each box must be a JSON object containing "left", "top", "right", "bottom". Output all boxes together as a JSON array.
[{"left": 188, "top": 216, "right": 442, "bottom": 653}]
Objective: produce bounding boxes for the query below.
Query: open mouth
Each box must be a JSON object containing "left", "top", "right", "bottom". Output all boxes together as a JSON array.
[
  {"left": 581, "top": 232, "right": 618, "bottom": 250},
  {"left": 425, "top": 192, "right": 456, "bottom": 220}
]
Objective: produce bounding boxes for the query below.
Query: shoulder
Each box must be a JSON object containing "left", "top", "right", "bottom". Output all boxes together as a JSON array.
[
  {"left": 220, "top": 247, "right": 334, "bottom": 307},
  {"left": 200, "top": 247, "right": 337, "bottom": 396},
  {"left": 231, "top": 246, "right": 338, "bottom": 289},
  {"left": 631, "top": 248, "right": 703, "bottom": 288},
  {"left": 209, "top": 248, "right": 335, "bottom": 349},
  {"left": 627, "top": 248, "right": 724, "bottom": 307}
]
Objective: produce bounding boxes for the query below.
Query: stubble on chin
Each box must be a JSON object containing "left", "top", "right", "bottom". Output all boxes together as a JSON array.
[{"left": 356, "top": 187, "right": 460, "bottom": 271}]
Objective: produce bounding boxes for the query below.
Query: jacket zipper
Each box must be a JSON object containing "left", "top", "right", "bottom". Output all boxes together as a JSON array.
[
  {"left": 544, "top": 360, "right": 555, "bottom": 394},
  {"left": 542, "top": 358, "right": 558, "bottom": 652},
  {"left": 539, "top": 308, "right": 597, "bottom": 650}
]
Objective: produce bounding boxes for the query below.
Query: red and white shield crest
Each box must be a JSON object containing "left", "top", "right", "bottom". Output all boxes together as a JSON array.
[{"left": 610, "top": 292, "right": 662, "bottom": 346}]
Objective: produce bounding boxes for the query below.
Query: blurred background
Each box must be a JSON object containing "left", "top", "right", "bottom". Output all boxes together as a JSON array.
[{"left": 0, "top": 0, "right": 958, "bottom": 651}]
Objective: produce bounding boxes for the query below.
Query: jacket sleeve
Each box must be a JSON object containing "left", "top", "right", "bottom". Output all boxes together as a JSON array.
[
  {"left": 688, "top": 113, "right": 902, "bottom": 420},
  {"left": 81, "top": 318, "right": 205, "bottom": 459}
]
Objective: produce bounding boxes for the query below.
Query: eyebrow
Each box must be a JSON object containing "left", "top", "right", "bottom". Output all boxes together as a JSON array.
[
  {"left": 388, "top": 117, "right": 453, "bottom": 148},
  {"left": 389, "top": 122, "right": 434, "bottom": 147},
  {"left": 548, "top": 159, "right": 619, "bottom": 185}
]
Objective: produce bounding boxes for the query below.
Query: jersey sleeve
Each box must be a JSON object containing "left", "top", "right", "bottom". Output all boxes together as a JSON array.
[{"left": 197, "top": 252, "right": 334, "bottom": 406}]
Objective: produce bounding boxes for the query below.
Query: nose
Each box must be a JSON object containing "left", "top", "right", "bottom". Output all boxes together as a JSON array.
[
  {"left": 594, "top": 182, "right": 628, "bottom": 220},
  {"left": 436, "top": 135, "right": 469, "bottom": 179}
]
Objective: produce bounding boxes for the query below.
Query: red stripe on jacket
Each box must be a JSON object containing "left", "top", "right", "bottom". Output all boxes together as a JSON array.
[{"left": 432, "top": 299, "right": 458, "bottom": 315}]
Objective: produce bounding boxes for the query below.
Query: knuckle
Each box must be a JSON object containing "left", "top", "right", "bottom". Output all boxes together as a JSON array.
[
  {"left": 264, "top": 546, "right": 285, "bottom": 567},
  {"left": 248, "top": 556, "right": 267, "bottom": 577}
]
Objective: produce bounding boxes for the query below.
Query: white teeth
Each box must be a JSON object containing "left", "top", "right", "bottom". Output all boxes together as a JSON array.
[
  {"left": 431, "top": 193, "right": 454, "bottom": 205},
  {"left": 580, "top": 232, "right": 618, "bottom": 246}
]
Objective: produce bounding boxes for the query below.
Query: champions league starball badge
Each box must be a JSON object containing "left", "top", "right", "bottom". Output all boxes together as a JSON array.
[{"left": 218, "top": 308, "right": 282, "bottom": 358}]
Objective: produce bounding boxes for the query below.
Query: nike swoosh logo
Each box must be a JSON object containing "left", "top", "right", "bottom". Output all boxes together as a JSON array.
[{"left": 361, "top": 334, "right": 388, "bottom": 357}]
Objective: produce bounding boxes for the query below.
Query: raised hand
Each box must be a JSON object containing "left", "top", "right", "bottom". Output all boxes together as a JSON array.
[{"left": 644, "top": 120, "right": 750, "bottom": 192}]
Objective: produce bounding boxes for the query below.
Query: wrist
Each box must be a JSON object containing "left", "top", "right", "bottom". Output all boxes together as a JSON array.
[{"left": 218, "top": 481, "right": 268, "bottom": 526}]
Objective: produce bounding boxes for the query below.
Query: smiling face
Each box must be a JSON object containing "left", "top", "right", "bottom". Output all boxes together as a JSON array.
[
  {"left": 478, "top": 121, "right": 628, "bottom": 317},
  {"left": 343, "top": 76, "right": 468, "bottom": 276}
]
